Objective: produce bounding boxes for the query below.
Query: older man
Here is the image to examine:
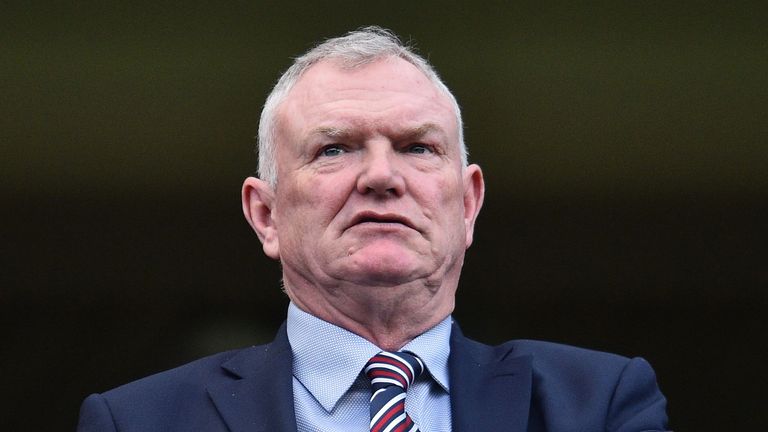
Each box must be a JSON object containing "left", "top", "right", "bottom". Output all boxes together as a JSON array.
[{"left": 78, "top": 27, "right": 668, "bottom": 432}]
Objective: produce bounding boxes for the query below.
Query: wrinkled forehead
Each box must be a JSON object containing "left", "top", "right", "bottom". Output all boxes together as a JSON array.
[{"left": 274, "top": 57, "right": 459, "bottom": 144}]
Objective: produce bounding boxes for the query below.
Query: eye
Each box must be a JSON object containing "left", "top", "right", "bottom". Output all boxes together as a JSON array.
[
  {"left": 319, "top": 145, "right": 346, "bottom": 157},
  {"left": 406, "top": 143, "right": 433, "bottom": 154}
]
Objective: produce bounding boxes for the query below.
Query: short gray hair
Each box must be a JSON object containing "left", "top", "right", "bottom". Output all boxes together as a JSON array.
[{"left": 257, "top": 26, "right": 466, "bottom": 187}]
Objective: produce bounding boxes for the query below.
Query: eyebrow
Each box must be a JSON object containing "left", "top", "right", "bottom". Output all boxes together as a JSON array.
[
  {"left": 403, "top": 123, "right": 445, "bottom": 140},
  {"left": 309, "top": 123, "right": 446, "bottom": 140},
  {"left": 312, "top": 126, "right": 350, "bottom": 138}
]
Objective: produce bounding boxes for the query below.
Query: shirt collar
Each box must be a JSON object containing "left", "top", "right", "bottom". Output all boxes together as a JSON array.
[{"left": 286, "top": 302, "right": 452, "bottom": 412}]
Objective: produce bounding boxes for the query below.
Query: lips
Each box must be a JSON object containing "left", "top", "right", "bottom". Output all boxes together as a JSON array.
[{"left": 348, "top": 211, "right": 417, "bottom": 231}]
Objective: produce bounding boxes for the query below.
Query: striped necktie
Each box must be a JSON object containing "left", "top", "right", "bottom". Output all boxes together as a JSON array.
[{"left": 364, "top": 351, "right": 425, "bottom": 432}]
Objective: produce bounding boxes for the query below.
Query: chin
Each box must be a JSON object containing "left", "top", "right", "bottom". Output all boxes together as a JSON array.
[{"left": 345, "top": 255, "right": 424, "bottom": 286}]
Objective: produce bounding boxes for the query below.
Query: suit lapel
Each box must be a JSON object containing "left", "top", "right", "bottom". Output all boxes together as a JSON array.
[
  {"left": 205, "top": 321, "right": 533, "bottom": 432},
  {"left": 207, "top": 324, "right": 297, "bottom": 432},
  {"left": 450, "top": 324, "right": 533, "bottom": 432}
]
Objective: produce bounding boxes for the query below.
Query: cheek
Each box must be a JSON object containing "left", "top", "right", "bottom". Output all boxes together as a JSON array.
[
  {"left": 276, "top": 177, "right": 348, "bottom": 229},
  {"left": 431, "top": 173, "right": 465, "bottom": 208},
  {"left": 417, "top": 175, "right": 466, "bottom": 229},
  {"left": 439, "top": 178, "right": 470, "bottom": 232}
]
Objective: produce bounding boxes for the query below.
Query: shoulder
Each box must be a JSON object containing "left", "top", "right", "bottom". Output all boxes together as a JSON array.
[
  {"left": 100, "top": 348, "right": 245, "bottom": 402},
  {"left": 96, "top": 321, "right": 291, "bottom": 403},
  {"left": 455, "top": 329, "right": 633, "bottom": 375},
  {"left": 503, "top": 339, "right": 668, "bottom": 431},
  {"left": 77, "top": 346, "right": 263, "bottom": 432},
  {"left": 77, "top": 324, "right": 293, "bottom": 432},
  {"left": 471, "top": 338, "right": 646, "bottom": 396},
  {"left": 505, "top": 339, "right": 661, "bottom": 394},
  {"left": 502, "top": 338, "right": 634, "bottom": 376},
  {"left": 453, "top": 332, "right": 668, "bottom": 431}
]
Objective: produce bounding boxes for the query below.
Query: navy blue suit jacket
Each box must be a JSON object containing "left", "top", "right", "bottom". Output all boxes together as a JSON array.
[{"left": 77, "top": 323, "right": 668, "bottom": 431}]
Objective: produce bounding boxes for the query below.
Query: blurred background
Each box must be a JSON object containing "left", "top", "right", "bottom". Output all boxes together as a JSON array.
[{"left": 2, "top": 1, "right": 766, "bottom": 430}]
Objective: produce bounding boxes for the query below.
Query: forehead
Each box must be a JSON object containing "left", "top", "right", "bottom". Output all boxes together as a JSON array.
[{"left": 275, "top": 57, "right": 458, "bottom": 143}]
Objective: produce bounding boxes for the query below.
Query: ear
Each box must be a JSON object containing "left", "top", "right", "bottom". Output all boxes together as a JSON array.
[
  {"left": 462, "top": 164, "right": 485, "bottom": 248},
  {"left": 242, "top": 176, "right": 280, "bottom": 260}
]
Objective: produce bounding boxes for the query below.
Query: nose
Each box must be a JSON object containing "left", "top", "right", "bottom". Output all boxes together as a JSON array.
[{"left": 355, "top": 144, "right": 405, "bottom": 196}]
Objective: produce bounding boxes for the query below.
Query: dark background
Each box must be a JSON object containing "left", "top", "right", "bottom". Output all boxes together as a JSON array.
[{"left": 2, "top": 2, "right": 766, "bottom": 430}]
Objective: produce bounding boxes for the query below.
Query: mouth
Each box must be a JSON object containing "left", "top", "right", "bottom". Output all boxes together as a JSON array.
[{"left": 349, "top": 211, "right": 417, "bottom": 231}]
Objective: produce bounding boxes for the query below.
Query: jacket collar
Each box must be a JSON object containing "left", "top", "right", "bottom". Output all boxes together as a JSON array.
[
  {"left": 207, "top": 323, "right": 298, "bottom": 432},
  {"left": 450, "top": 323, "right": 533, "bottom": 432},
  {"left": 206, "top": 321, "right": 533, "bottom": 432}
]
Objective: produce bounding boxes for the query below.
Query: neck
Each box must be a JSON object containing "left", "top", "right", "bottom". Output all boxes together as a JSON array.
[{"left": 284, "top": 274, "right": 457, "bottom": 351}]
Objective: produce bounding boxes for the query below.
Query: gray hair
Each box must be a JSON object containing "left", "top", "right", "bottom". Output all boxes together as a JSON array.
[{"left": 257, "top": 26, "right": 466, "bottom": 187}]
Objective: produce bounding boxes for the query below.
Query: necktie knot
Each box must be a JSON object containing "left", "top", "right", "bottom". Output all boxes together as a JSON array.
[
  {"left": 365, "top": 351, "right": 425, "bottom": 391},
  {"left": 364, "top": 351, "right": 424, "bottom": 432}
]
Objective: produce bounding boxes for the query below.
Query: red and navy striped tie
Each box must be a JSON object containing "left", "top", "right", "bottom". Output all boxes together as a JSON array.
[{"left": 364, "top": 351, "right": 425, "bottom": 432}]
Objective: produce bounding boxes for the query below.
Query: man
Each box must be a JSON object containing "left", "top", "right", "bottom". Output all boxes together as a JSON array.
[{"left": 78, "top": 27, "right": 668, "bottom": 432}]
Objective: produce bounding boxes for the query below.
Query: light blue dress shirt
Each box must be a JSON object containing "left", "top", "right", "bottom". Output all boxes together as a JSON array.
[{"left": 286, "top": 303, "right": 453, "bottom": 431}]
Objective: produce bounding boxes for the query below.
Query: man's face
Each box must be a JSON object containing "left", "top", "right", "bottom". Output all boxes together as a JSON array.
[{"left": 250, "top": 57, "right": 483, "bottom": 298}]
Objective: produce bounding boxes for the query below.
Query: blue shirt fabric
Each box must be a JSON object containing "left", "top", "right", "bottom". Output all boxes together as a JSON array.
[{"left": 286, "top": 303, "right": 453, "bottom": 432}]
